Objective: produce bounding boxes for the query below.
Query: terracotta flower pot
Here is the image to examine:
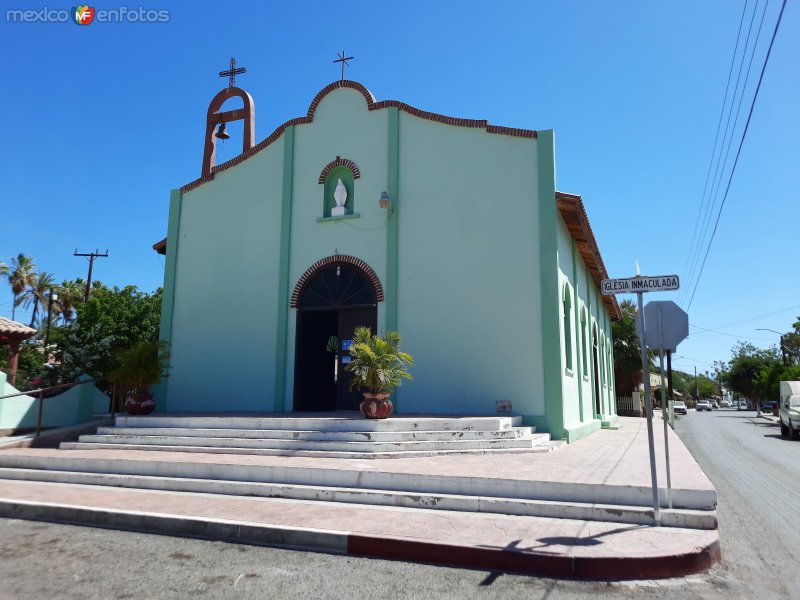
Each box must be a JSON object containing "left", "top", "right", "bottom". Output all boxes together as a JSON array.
[
  {"left": 124, "top": 390, "right": 155, "bottom": 415},
  {"left": 360, "top": 392, "right": 393, "bottom": 419}
]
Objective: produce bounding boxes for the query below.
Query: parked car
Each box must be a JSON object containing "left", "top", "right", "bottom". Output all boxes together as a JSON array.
[
  {"left": 779, "top": 381, "right": 800, "bottom": 439},
  {"left": 711, "top": 400, "right": 719, "bottom": 409},
  {"left": 762, "top": 401, "right": 777, "bottom": 412},
  {"left": 696, "top": 400, "right": 712, "bottom": 412},
  {"left": 673, "top": 400, "right": 687, "bottom": 415},
  {"left": 720, "top": 399, "right": 732, "bottom": 408}
]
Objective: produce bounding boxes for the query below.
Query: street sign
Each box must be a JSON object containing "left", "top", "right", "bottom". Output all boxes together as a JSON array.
[
  {"left": 601, "top": 275, "right": 679, "bottom": 295},
  {"left": 636, "top": 301, "right": 689, "bottom": 350}
]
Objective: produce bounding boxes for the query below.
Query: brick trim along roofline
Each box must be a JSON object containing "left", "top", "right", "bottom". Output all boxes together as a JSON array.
[
  {"left": 290, "top": 254, "right": 385, "bottom": 309},
  {"left": 180, "top": 80, "right": 538, "bottom": 193},
  {"left": 318, "top": 156, "right": 361, "bottom": 184}
]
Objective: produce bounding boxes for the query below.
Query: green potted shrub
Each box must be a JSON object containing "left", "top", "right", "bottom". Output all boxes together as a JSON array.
[
  {"left": 345, "top": 327, "right": 413, "bottom": 419},
  {"left": 108, "top": 340, "right": 170, "bottom": 415}
]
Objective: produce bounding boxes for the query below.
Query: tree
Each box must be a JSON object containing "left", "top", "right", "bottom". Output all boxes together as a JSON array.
[
  {"left": 5, "top": 254, "right": 36, "bottom": 321},
  {"left": 612, "top": 299, "right": 653, "bottom": 394},
  {"left": 52, "top": 279, "right": 85, "bottom": 325},
  {"left": 17, "top": 271, "right": 55, "bottom": 328},
  {"left": 51, "top": 282, "right": 162, "bottom": 382},
  {"left": 717, "top": 342, "right": 781, "bottom": 406}
]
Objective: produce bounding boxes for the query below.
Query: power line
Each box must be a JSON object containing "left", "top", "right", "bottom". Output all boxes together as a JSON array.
[
  {"left": 686, "top": 0, "right": 771, "bottom": 304},
  {"left": 685, "top": 0, "right": 788, "bottom": 309},
  {"left": 681, "top": 0, "right": 750, "bottom": 304},
  {"left": 689, "top": 324, "right": 773, "bottom": 340}
]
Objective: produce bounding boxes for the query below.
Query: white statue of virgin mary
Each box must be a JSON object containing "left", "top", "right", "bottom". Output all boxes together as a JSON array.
[{"left": 332, "top": 178, "right": 348, "bottom": 216}]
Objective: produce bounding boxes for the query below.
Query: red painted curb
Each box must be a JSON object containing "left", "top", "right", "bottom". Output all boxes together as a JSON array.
[{"left": 346, "top": 534, "right": 721, "bottom": 581}]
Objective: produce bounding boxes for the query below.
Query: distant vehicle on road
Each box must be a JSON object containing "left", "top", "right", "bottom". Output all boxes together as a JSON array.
[
  {"left": 779, "top": 381, "right": 800, "bottom": 439},
  {"left": 762, "top": 401, "right": 777, "bottom": 412},
  {"left": 711, "top": 400, "right": 719, "bottom": 409},
  {"left": 720, "top": 399, "right": 732, "bottom": 408},
  {"left": 673, "top": 400, "right": 687, "bottom": 415},
  {"left": 696, "top": 400, "right": 712, "bottom": 412}
]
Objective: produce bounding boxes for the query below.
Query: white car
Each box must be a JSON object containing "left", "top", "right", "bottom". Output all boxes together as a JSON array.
[
  {"left": 696, "top": 400, "right": 712, "bottom": 412},
  {"left": 779, "top": 381, "right": 800, "bottom": 440},
  {"left": 720, "top": 399, "right": 732, "bottom": 408},
  {"left": 673, "top": 400, "right": 687, "bottom": 415}
]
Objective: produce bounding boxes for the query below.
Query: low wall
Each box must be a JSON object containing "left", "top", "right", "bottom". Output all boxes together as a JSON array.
[
  {"left": 0, "top": 372, "right": 109, "bottom": 433},
  {"left": 616, "top": 394, "right": 643, "bottom": 417}
]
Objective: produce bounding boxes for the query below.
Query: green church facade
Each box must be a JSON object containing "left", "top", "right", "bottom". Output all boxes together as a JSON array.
[{"left": 155, "top": 81, "right": 619, "bottom": 442}]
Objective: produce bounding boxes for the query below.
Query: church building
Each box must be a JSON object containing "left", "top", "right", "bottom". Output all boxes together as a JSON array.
[{"left": 153, "top": 78, "right": 620, "bottom": 442}]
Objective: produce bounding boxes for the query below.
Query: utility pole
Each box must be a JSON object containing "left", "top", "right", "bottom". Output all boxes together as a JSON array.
[
  {"left": 74, "top": 249, "right": 108, "bottom": 301},
  {"left": 694, "top": 366, "right": 699, "bottom": 400},
  {"left": 666, "top": 350, "right": 674, "bottom": 402}
]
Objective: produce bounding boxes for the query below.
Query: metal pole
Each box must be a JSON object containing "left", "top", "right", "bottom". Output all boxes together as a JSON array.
[
  {"left": 667, "top": 350, "right": 675, "bottom": 428},
  {"left": 637, "top": 291, "right": 661, "bottom": 525},
  {"left": 659, "top": 351, "right": 673, "bottom": 509},
  {"left": 36, "top": 390, "right": 44, "bottom": 437}
]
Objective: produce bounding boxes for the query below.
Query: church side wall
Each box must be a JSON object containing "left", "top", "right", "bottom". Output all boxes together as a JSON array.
[
  {"left": 396, "top": 113, "right": 544, "bottom": 417},
  {"left": 166, "top": 140, "right": 285, "bottom": 412},
  {"left": 556, "top": 215, "right": 614, "bottom": 441}
]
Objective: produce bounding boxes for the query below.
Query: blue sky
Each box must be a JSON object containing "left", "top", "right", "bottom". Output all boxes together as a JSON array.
[{"left": 1, "top": 0, "right": 797, "bottom": 376}]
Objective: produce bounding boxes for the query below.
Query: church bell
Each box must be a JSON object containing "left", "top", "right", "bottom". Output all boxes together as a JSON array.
[{"left": 215, "top": 123, "right": 230, "bottom": 140}]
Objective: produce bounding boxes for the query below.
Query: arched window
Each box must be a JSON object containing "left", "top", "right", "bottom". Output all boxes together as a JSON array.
[
  {"left": 580, "top": 308, "right": 588, "bottom": 375},
  {"left": 563, "top": 285, "right": 573, "bottom": 371}
]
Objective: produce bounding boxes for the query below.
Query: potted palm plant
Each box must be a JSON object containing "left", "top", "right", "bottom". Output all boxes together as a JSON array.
[
  {"left": 345, "top": 327, "right": 413, "bottom": 419},
  {"left": 108, "top": 340, "right": 170, "bottom": 415}
]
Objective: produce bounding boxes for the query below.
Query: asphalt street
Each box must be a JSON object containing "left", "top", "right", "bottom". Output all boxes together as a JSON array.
[
  {"left": 673, "top": 408, "right": 800, "bottom": 598},
  {"left": 0, "top": 409, "right": 795, "bottom": 599}
]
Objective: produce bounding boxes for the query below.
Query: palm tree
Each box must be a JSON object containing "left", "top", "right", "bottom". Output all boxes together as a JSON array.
[
  {"left": 6, "top": 254, "right": 36, "bottom": 321},
  {"left": 18, "top": 271, "right": 55, "bottom": 328},
  {"left": 53, "top": 279, "right": 84, "bottom": 325}
]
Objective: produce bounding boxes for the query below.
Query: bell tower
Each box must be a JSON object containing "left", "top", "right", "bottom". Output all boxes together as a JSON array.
[{"left": 201, "top": 57, "right": 255, "bottom": 177}]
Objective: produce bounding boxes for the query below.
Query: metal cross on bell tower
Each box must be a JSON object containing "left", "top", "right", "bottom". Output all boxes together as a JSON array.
[
  {"left": 333, "top": 51, "right": 354, "bottom": 81},
  {"left": 219, "top": 57, "right": 246, "bottom": 88}
]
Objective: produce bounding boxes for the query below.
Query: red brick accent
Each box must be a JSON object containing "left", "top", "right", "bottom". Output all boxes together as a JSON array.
[
  {"left": 181, "top": 80, "right": 538, "bottom": 193},
  {"left": 290, "top": 255, "right": 384, "bottom": 309},
  {"left": 318, "top": 156, "right": 361, "bottom": 184}
]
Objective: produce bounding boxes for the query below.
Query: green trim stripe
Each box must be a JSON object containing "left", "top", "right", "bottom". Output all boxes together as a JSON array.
[
  {"left": 386, "top": 107, "right": 400, "bottom": 409},
  {"left": 274, "top": 126, "right": 295, "bottom": 412},
  {"left": 572, "top": 239, "right": 583, "bottom": 421},
  {"left": 537, "top": 130, "right": 564, "bottom": 439},
  {"left": 154, "top": 188, "right": 183, "bottom": 412}
]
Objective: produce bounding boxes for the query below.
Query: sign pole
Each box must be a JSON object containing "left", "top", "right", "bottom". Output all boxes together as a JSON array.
[
  {"left": 657, "top": 304, "right": 673, "bottom": 508},
  {"left": 636, "top": 290, "right": 661, "bottom": 525}
]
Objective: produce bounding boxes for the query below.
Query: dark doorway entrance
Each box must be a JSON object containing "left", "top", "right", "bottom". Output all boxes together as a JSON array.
[
  {"left": 293, "top": 262, "right": 379, "bottom": 412},
  {"left": 592, "top": 331, "right": 601, "bottom": 416}
]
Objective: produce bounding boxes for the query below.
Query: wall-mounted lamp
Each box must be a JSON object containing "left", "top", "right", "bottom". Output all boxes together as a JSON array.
[{"left": 378, "top": 191, "right": 392, "bottom": 212}]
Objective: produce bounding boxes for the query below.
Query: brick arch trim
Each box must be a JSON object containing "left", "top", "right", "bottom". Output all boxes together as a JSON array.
[
  {"left": 318, "top": 156, "right": 361, "bottom": 184},
  {"left": 290, "top": 255, "right": 384, "bottom": 309}
]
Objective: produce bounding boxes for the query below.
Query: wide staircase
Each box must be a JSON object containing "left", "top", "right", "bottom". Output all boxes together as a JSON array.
[
  {"left": 0, "top": 413, "right": 718, "bottom": 567},
  {"left": 59, "top": 413, "right": 563, "bottom": 459}
]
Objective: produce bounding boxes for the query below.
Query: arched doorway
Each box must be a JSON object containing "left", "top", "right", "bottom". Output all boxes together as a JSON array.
[
  {"left": 292, "top": 257, "right": 381, "bottom": 411},
  {"left": 592, "top": 324, "right": 601, "bottom": 417}
]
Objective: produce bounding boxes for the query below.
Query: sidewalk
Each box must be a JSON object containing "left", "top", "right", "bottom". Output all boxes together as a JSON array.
[{"left": 0, "top": 416, "right": 720, "bottom": 579}]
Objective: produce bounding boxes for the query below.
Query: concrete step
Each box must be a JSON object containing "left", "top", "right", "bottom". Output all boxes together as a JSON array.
[
  {"left": 58, "top": 441, "right": 561, "bottom": 459},
  {"left": 112, "top": 414, "right": 522, "bottom": 433},
  {"left": 95, "top": 426, "right": 533, "bottom": 442},
  {"left": 0, "top": 467, "right": 716, "bottom": 530},
  {"left": 75, "top": 433, "right": 551, "bottom": 453},
  {"left": 0, "top": 448, "right": 713, "bottom": 511}
]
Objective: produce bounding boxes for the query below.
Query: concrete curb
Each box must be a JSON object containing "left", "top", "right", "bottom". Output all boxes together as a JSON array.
[{"left": 0, "top": 498, "right": 720, "bottom": 581}]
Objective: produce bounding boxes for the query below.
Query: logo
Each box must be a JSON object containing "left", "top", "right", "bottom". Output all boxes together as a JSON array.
[{"left": 72, "top": 5, "right": 94, "bottom": 25}]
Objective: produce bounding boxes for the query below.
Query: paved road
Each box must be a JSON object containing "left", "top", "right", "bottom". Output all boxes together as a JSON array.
[
  {"left": 0, "top": 411, "right": 795, "bottom": 599},
  {"left": 673, "top": 408, "right": 800, "bottom": 598}
]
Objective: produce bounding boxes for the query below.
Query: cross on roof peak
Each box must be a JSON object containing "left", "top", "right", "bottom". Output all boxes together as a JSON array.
[
  {"left": 333, "top": 51, "right": 354, "bottom": 82},
  {"left": 219, "top": 57, "right": 246, "bottom": 88}
]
